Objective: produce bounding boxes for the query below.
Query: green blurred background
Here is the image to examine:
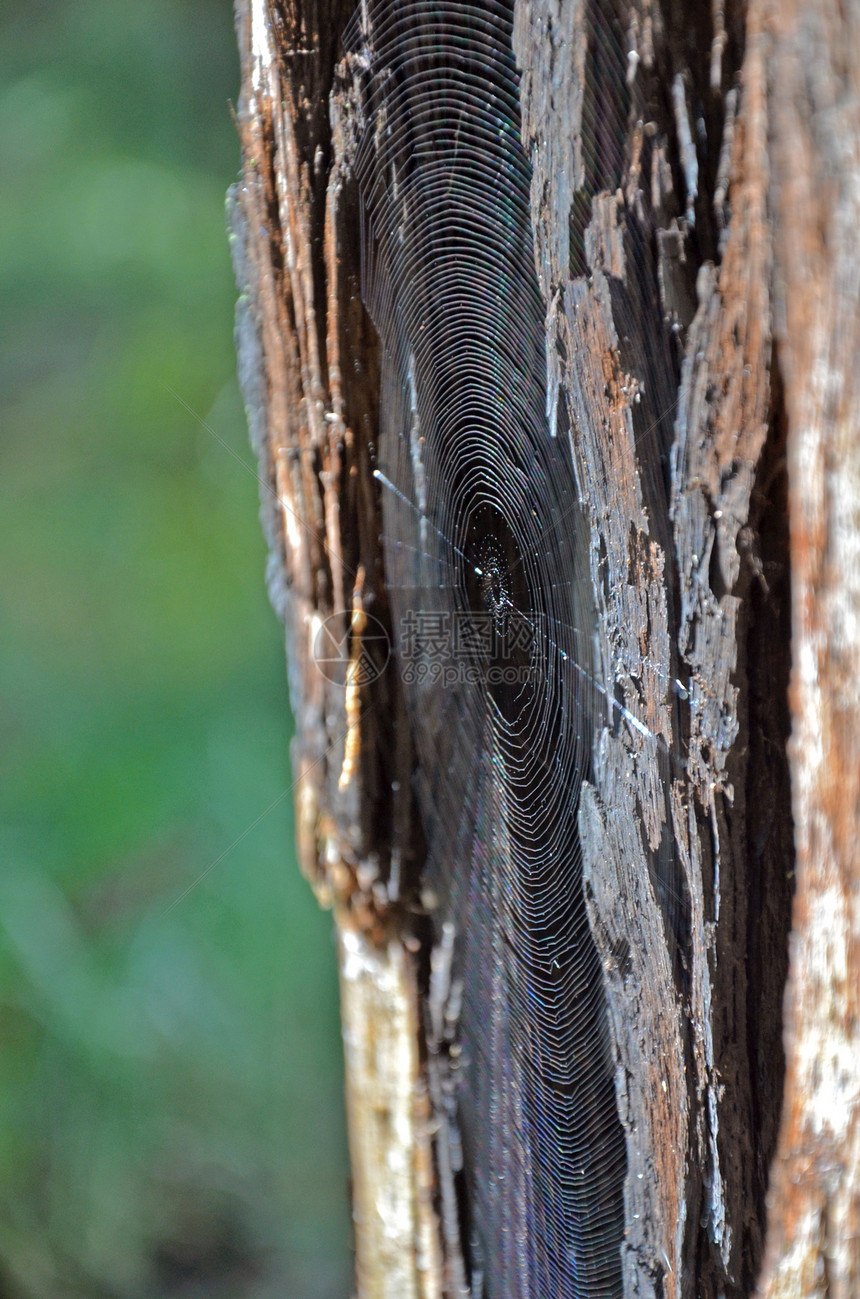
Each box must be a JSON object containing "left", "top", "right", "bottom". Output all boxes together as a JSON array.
[{"left": 0, "top": 1, "right": 351, "bottom": 1294}]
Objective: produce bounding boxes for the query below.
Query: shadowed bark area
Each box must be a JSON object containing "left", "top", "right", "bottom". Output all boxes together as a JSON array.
[{"left": 230, "top": 0, "right": 858, "bottom": 1295}]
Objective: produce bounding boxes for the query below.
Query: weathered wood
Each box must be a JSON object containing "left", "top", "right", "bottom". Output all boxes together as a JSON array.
[
  {"left": 230, "top": 2, "right": 437, "bottom": 1293},
  {"left": 338, "top": 926, "right": 442, "bottom": 1299},
  {"left": 515, "top": 2, "right": 787, "bottom": 1293},
  {"left": 230, "top": 0, "right": 860, "bottom": 1294},
  {"left": 758, "top": 2, "right": 860, "bottom": 1294}
]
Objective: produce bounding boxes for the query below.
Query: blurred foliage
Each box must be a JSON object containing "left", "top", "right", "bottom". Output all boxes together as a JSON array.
[{"left": 0, "top": 1, "right": 351, "bottom": 1295}]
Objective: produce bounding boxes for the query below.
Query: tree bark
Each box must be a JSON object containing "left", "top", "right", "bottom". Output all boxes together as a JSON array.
[
  {"left": 757, "top": 3, "right": 860, "bottom": 1295},
  {"left": 229, "top": 0, "right": 860, "bottom": 1294}
]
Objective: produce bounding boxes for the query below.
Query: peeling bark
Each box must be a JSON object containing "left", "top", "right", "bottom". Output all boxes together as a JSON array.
[
  {"left": 514, "top": 2, "right": 786, "bottom": 1292},
  {"left": 230, "top": 3, "right": 439, "bottom": 1291}
]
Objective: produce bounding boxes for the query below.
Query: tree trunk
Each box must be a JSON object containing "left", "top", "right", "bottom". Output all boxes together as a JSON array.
[{"left": 229, "top": 1, "right": 860, "bottom": 1295}]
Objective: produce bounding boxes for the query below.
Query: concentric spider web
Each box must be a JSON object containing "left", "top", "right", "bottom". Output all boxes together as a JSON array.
[{"left": 345, "top": 3, "right": 626, "bottom": 1294}]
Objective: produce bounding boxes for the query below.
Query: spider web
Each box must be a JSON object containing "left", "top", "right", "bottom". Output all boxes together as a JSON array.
[{"left": 345, "top": 4, "right": 629, "bottom": 1294}]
